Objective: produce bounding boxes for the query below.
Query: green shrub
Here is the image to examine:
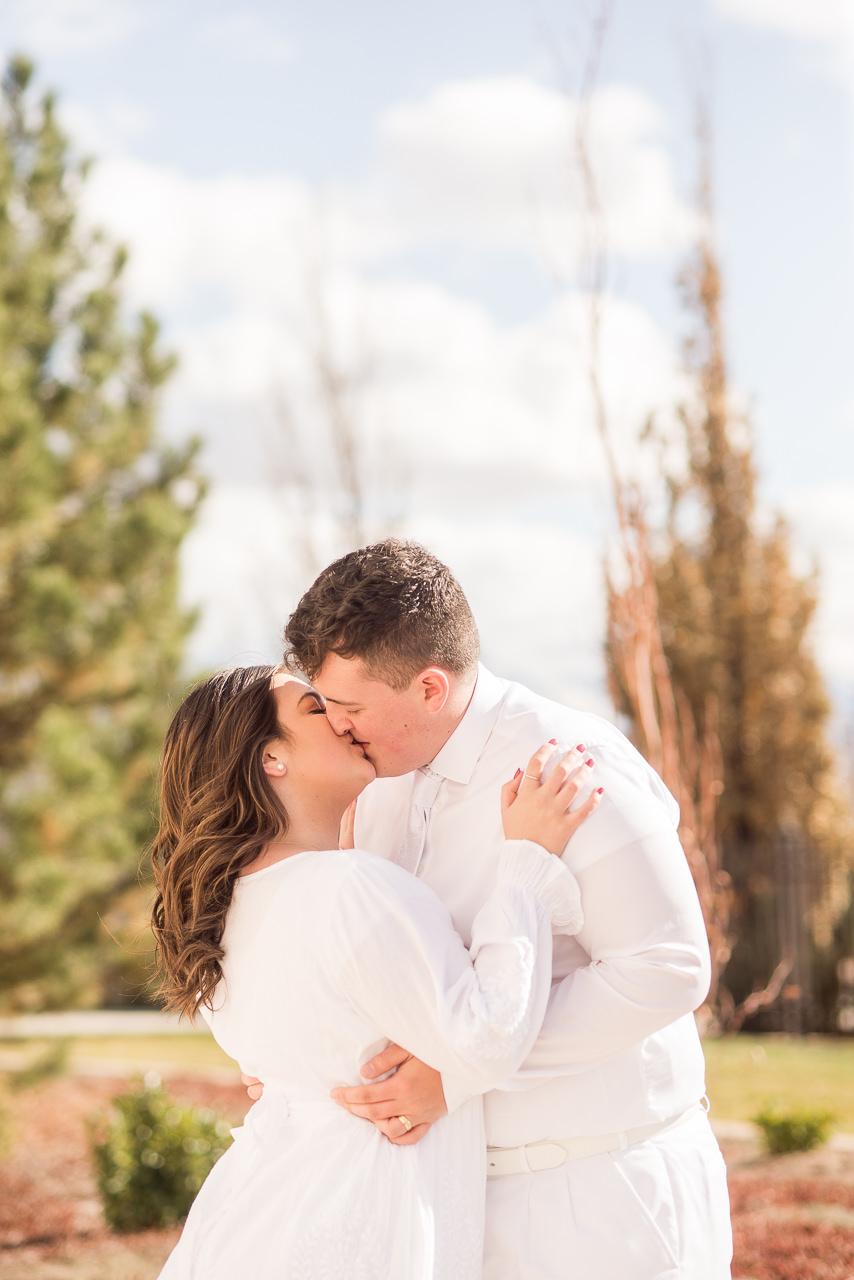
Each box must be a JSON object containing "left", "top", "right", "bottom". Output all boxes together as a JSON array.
[
  {"left": 753, "top": 1102, "right": 836, "bottom": 1155},
  {"left": 90, "top": 1075, "right": 232, "bottom": 1232},
  {"left": 8, "top": 1039, "right": 69, "bottom": 1090}
]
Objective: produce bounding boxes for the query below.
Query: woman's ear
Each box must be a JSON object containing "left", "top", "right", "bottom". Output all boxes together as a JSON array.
[{"left": 262, "top": 751, "right": 287, "bottom": 778}]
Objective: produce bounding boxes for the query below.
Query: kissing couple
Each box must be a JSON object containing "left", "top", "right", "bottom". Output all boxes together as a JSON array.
[{"left": 153, "top": 539, "right": 732, "bottom": 1279}]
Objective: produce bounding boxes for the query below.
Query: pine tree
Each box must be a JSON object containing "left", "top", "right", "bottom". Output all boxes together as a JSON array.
[
  {"left": 0, "top": 57, "right": 202, "bottom": 1010},
  {"left": 608, "top": 120, "right": 853, "bottom": 1022}
]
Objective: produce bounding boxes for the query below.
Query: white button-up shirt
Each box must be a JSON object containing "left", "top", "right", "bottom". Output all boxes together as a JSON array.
[{"left": 354, "top": 665, "right": 711, "bottom": 1148}]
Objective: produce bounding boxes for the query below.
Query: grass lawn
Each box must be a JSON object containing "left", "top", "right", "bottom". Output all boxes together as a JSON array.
[
  {"left": 3, "top": 1030, "right": 854, "bottom": 1134},
  {"left": 703, "top": 1034, "right": 854, "bottom": 1132},
  {"left": 0, "top": 1031, "right": 235, "bottom": 1077},
  {"left": 67, "top": 1033, "right": 233, "bottom": 1068}
]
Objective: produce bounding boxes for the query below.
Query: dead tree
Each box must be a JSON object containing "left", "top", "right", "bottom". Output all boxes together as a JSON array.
[{"left": 569, "top": 4, "right": 791, "bottom": 1030}]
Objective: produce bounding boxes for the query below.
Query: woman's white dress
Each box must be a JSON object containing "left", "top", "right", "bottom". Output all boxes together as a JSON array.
[{"left": 158, "top": 840, "right": 582, "bottom": 1280}]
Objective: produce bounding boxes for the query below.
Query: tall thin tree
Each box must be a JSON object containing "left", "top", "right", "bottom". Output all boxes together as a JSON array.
[
  {"left": 567, "top": 10, "right": 816, "bottom": 1027},
  {"left": 639, "top": 98, "right": 854, "bottom": 1026}
]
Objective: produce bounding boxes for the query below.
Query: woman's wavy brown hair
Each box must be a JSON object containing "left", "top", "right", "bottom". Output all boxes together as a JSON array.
[{"left": 150, "top": 665, "right": 288, "bottom": 1021}]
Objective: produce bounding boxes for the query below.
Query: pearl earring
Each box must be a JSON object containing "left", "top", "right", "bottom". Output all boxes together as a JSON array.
[{"left": 277, "top": 763, "right": 285, "bottom": 772}]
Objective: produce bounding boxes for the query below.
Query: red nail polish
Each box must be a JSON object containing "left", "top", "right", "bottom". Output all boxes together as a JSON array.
[
  {"left": 549, "top": 738, "right": 557, "bottom": 745},
  {"left": 576, "top": 744, "right": 585, "bottom": 751},
  {"left": 597, "top": 787, "right": 604, "bottom": 795},
  {"left": 586, "top": 758, "right": 594, "bottom": 767},
  {"left": 514, "top": 767, "right": 522, "bottom": 778}
]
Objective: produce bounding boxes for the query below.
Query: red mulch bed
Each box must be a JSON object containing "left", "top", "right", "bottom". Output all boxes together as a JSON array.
[
  {"left": 728, "top": 1178, "right": 854, "bottom": 1278},
  {"left": 721, "top": 1136, "right": 854, "bottom": 1279},
  {"left": 0, "top": 1074, "right": 250, "bottom": 1276},
  {"left": 2, "top": 1077, "right": 854, "bottom": 1277}
]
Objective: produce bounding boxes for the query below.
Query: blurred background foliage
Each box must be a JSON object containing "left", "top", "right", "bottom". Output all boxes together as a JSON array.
[
  {"left": 0, "top": 56, "right": 203, "bottom": 1011},
  {"left": 606, "top": 165, "right": 854, "bottom": 1032},
  {"left": 89, "top": 1078, "right": 231, "bottom": 1232},
  {"left": 0, "top": 46, "right": 851, "bottom": 1033}
]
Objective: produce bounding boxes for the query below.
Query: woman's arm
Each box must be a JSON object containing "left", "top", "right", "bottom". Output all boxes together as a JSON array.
[{"left": 331, "top": 748, "right": 598, "bottom": 1130}]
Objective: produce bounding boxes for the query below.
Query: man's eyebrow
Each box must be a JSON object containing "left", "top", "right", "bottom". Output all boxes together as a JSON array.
[{"left": 320, "top": 696, "right": 355, "bottom": 707}]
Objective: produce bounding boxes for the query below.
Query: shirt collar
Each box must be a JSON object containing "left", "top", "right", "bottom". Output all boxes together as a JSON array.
[{"left": 429, "top": 664, "right": 507, "bottom": 785}]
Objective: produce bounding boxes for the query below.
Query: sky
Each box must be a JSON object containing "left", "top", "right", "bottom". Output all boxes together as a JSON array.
[{"left": 1, "top": 0, "right": 852, "bottom": 726}]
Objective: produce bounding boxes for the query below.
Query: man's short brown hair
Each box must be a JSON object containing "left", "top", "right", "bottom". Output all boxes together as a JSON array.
[{"left": 284, "top": 539, "right": 480, "bottom": 691}]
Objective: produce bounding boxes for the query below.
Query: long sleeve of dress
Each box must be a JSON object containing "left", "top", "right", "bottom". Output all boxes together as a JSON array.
[{"left": 332, "top": 841, "right": 583, "bottom": 1099}]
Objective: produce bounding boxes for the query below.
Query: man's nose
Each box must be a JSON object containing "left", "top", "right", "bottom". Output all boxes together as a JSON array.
[{"left": 324, "top": 705, "right": 351, "bottom": 735}]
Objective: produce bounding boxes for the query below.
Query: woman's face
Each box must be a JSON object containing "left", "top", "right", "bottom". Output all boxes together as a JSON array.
[{"left": 270, "top": 674, "right": 377, "bottom": 807}]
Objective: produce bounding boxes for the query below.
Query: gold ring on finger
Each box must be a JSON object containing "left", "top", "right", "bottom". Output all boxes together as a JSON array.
[
  {"left": 398, "top": 1115, "right": 412, "bottom": 1132},
  {"left": 524, "top": 773, "right": 541, "bottom": 782}
]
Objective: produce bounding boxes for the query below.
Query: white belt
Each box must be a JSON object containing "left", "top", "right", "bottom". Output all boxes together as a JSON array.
[{"left": 486, "top": 1102, "right": 705, "bottom": 1178}]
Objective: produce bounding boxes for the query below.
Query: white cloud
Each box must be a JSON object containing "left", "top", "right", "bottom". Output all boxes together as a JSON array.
[
  {"left": 67, "top": 83, "right": 693, "bottom": 698},
  {"left": 179, "top": 485, "right": 291, "bottom": 671},
  {"left": 200, "top": 13, "right": 294, "bottom": 65},
  {"left": 376, "top": 77, "right": 697, "bottom": 264},
  {"left": 81, "top": 152, "right": 318, "bottom": 312},
  {"left": 5, "top": 0, "right": 143, "bottom": 55},
  {"left": 365, "top": 280, "right": 687, "bottom": 488},
  {"left": 73, "top": 74, "right": 698, "bottom": 326},
  {"left": 151, "top": 264, "right": 686, "bottom": 497},
  {"left": 61, "top": 97, "right": 153, "bottom": 156},
  {"left": 709, "top": 0, "right": 854, "bottom": 86},
  {"left": 179, "top": 484, "right": 616, "bottom": 721},
  {"left": 63, "top": 71, "right": 850, "bottom": 712},
  {"left": 709, "top": 0, "right": 851, "bottom": 42},
  {"left": 164, "top": 274, "right": 689, "bottom": 700},
  {"left": 386, "top": 514, "right": 615, "bottom": 718},
  {"left": 104, "top": 96, "right": 153, "bottom": 139},
  {"left": 76, "top": 142, "right": 394, "bottom": 321}
]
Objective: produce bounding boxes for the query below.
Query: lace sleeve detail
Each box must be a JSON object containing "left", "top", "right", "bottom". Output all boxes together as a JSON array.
[
  {"left": 451, "top": 936, "right": 538, "bottom": 1063},
  {"left": 335, "top": 851, "right": 567, "bottom": 1090}
]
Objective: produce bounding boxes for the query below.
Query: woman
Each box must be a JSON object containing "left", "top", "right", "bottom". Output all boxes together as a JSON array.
[{"left": 153, "top": 665, "right": 601, "bottom": 1280}]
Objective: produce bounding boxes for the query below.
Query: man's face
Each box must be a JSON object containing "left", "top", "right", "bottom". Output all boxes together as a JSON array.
[
  {"left": 312, "top": 653, "right": 443, "bottom": 778},
  {"left": 269, "top": 673, "right": 376, "bottom": 802}
]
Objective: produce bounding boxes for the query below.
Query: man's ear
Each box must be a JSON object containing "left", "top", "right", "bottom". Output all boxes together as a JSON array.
[{"left": 417, "top": 668, "right": 451, "bottom": 713}]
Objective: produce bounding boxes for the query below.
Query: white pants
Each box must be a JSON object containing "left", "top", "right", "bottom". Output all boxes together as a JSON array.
[{"left": 483, "top": 1110, "right": 732, "bottom": 1279}]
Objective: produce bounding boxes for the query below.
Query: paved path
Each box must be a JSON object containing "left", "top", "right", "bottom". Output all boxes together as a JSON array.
[{"left": 0, "top": 1009, "right": 209, "bottom": 1038}]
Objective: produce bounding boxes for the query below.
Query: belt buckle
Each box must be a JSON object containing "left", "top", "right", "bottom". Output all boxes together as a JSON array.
[{"left": 524, "top": 1141, "right": 568, "bottom": 1173}]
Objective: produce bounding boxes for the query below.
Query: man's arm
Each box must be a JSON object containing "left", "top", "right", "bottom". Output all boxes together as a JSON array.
[
  {"left": 501, "top": 826, "right": 710, "bottom": 1085},
  {"left": 339, "top": 826, "right": 709, "bottom": 1131}
]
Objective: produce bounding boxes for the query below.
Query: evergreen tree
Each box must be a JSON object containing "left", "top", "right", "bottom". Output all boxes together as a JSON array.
[
  {"left": 0, "top": 57, "right": 202, "bottom": 1010},
  {"left": 608, "top": 129, "right": 853, "bottom": 1021}
]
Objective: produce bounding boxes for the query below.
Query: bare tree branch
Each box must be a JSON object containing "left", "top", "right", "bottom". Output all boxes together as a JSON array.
[
  {"left": 569, "top": 5, "right": 786, "bottom": 1031},
  {"left": 257, "top": 207, "right": 406, "bottom": 612},
  {"left": 717, "top": 953, "right": 794, "bottom": 1036}
]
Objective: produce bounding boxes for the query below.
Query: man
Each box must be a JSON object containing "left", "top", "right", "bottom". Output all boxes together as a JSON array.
[{"left": 261, "top": 538, "right": 733, "bottom": 1278}]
